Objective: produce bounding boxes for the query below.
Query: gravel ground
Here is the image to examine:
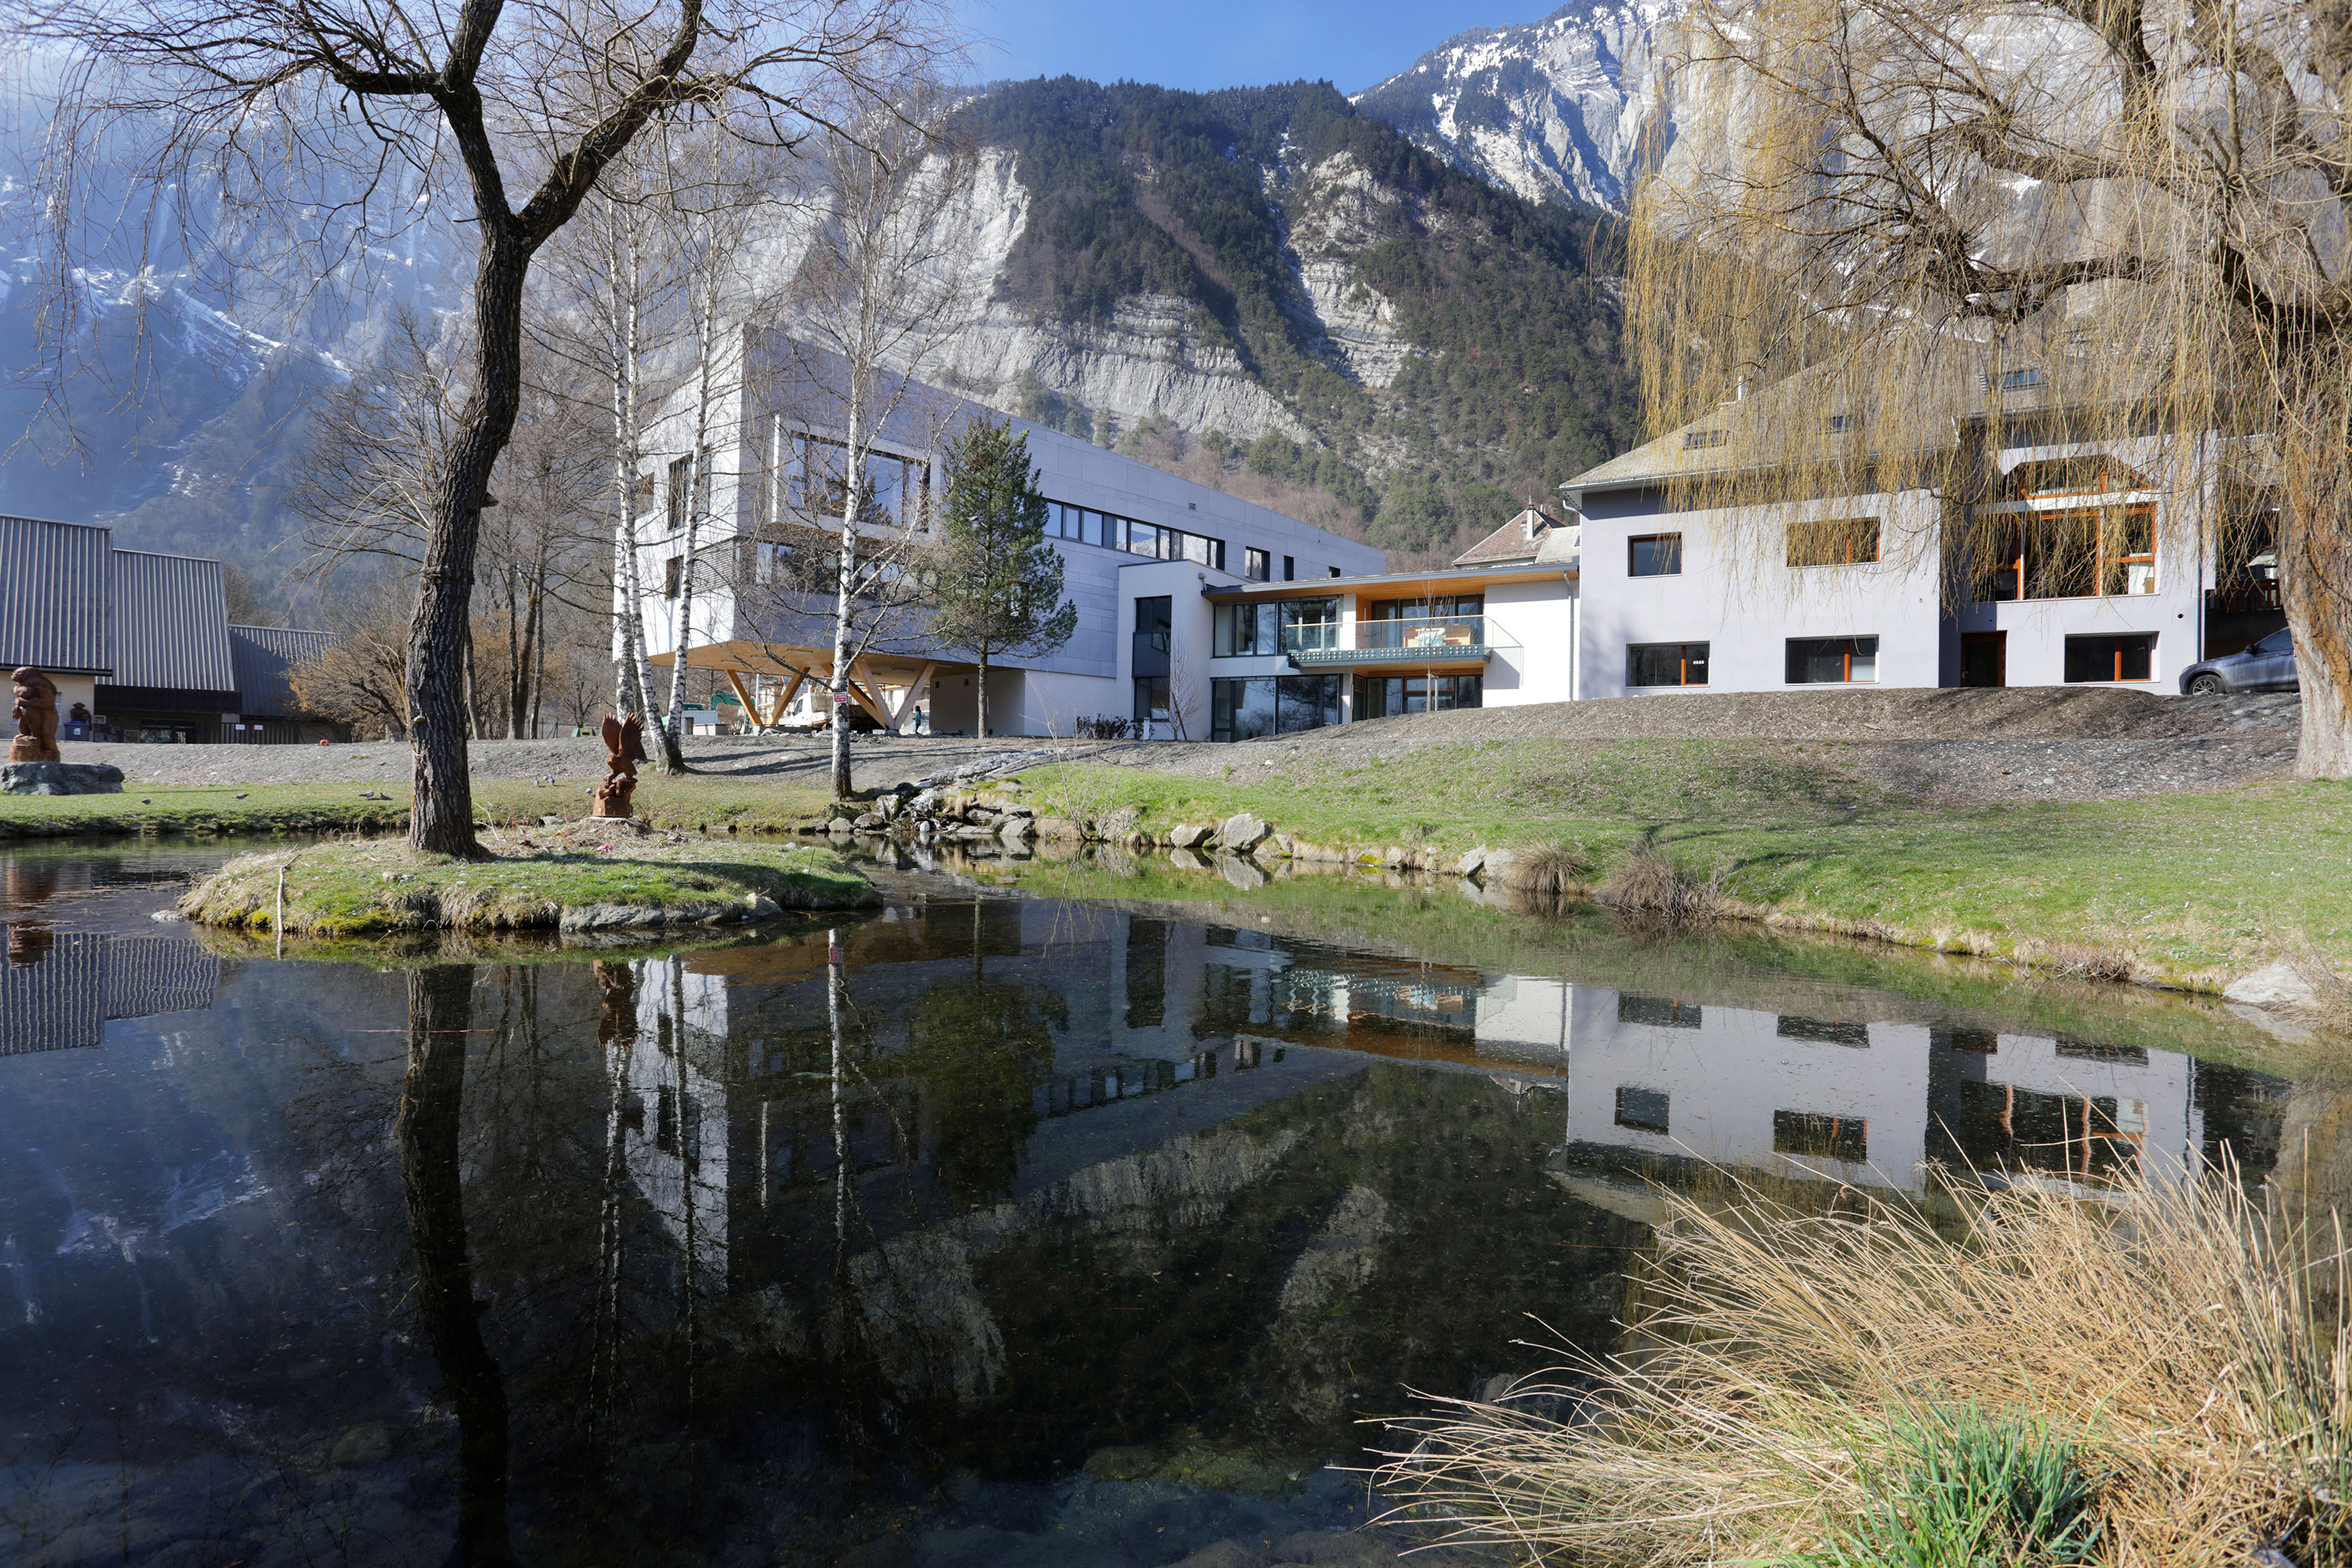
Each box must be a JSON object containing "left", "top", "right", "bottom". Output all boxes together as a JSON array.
[{"left": 60, "top": 687, "right": 2306, "bottom": 805}]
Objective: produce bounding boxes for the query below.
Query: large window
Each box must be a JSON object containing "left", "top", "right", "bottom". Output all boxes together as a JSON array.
[
  {"left": 1614, "top": 1086, "right": 1671, "bottom": 1134},
  {"left": 1210, "top": 675, "right": 1341, "bottom": 741},
  {"left": 1628, "top": 641, "right": 1708, "bottom": 687},
  {"left": 1211, "top": 597, "right": 1339, "bottom": 656},
  {"left": 1980, "top": 506, "right": 2156, "bottom": 601},
  {"left": 2063, "top": 633, "right": 2156, "bottom": 683},
  {"left": 1785, "top": 636, "right": 1878, "bottom": 684},
  {"left": 666, "top": 451, "right": 710, "bottom": 533},
  {"left": 1786, "top": 517, "right": 1881, "bottom": 567},
  {"left": 1361, "top": 594, "right": 1483, "bottom": 652},
  {"left": 777, "top": 429, "right": 920, "bottom": 528},
  {"left": 1044, "top": 499, "right": 1225, "bottom": 568},
  {"left": 1629, "top": 533, "right": 1684, "bottom": 577},
  {"left": 1245, "top": 546, "right": 1271, "bottom": 582},
  {"left": 1355, "top": 673, "right": 1482, "bottom": 720}
]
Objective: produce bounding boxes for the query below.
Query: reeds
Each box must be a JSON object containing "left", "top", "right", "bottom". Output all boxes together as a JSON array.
[
  {"left": 1373, "top": 1170, "right": 2352, "bottom": 1566},
  {"left": 1593, "top": 842, "right": 1724, "bottom": 927}
]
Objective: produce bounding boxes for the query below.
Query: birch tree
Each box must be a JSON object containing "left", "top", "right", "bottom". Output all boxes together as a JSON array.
[
  {"left": 24, "top": 0, "right": 952, "bottom": 853},
  {"left": 1632, "top": 0, "right": 2352, "bottom": 776}
]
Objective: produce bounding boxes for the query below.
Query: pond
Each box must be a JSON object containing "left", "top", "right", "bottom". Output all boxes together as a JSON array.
[{"left": 0, "top": 839, "right": 2321, "bottom": 1567}]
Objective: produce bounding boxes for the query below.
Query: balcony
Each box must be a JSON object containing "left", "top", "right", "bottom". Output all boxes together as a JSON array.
[
  {"left": 1286, "top": 615, "right": 1512, "bottom": 668},
  {"left": 2207, "top": 579, "right": 2281, "bottom": 616}
]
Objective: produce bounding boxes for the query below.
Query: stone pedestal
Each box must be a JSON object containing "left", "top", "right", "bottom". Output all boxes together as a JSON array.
[{"left": 1, "top": 761, "right": 125, "bottom": 796}]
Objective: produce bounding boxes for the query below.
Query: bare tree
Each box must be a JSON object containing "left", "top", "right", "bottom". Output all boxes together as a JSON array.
[
  {"left": 25, "top": 0, "right": 953, "bottom": 853},
  {"left": 289, "top": 583, "right": 415, "bottom": 739},
  {"left": 1632, "top": 0, "right": 2352, "bottom": 775},
  {"left": 782, "top": 96, "right": 980, "bottom": 798}
]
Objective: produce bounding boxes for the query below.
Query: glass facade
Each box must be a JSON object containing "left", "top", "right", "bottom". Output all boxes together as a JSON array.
[
  {"left": 1354, "top": 673, "right": 1483, "bottom": 719},
  {"left": 1044, "top": 501, "right": 1227, "bottom": 570},
  {"left": 1211, "top": 597, "right": 1341, "bottom": 657},
  {"left": 1628, "top": 642, "right": 1709, "bottom": 687},
  {"left": 1784, "top": 636, "right": 1878, "bottom": 684},
  {"left": 1210, "top": 675, "right": 1342, "bottom": 742}
]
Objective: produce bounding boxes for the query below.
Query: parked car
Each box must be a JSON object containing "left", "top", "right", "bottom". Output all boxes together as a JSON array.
[{"left": 2179, "top": 626, "right": 2299, "bottom": 695}]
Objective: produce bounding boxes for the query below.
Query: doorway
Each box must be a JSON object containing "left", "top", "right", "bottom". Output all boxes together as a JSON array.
[{"left": 1960, "top": 631, "right": 2006, "bottom": 688}]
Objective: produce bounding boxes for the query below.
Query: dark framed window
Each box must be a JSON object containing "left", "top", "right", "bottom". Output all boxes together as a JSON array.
[
  {"left": 1211, "top": 677, "right": 1277, "bottom": 742},
  {"left": 1133, "top": 675, "right": 1170, "bottom": 729},
  {"left": 1283, "top": 555, "right": 1295, "bottom": 581},
  {"left": 1978, "top": 504, "right": 2156, "bottom": 601},
  {"left": 1628, "top": 533, "right": 1683, "bottom": 577},
  {"left": 1627, "top": 641, "right": 1708, "bottom": 687},
  {"left": 1279, "top": 597, "right": 1340, "bottom": 653},
  {"left": 1787, "top": 517, "right": 1881, "bottom": 566},
  {"left": 1617, "top": 994, "right": 1701, "bottom": 1029},
  {"left": 2063, "top": 633, "right": 2155, "bottom": 683},
  {"left": 1276, "top": 674, "right": 1341, "bottom": 733},
  {"left": 1773, "top": 1110, "right": 1867, "bottom": 1162},
  {"left": 1785, "top": 636, "right": 1878, "bottom": 684},
  {"left": 663, "top": 556, "right": 682, "bottom": 598},
  {"left": 1354, "top": 673, "right": 1482, "bottom": 720},
  {"left": 1684, "top": 429, "right": 1727, "bottom": 449},
  {"left": 1245, "top": 547, "right": 1271, "bottom": 582},
  {"left": 1614, "top": 1086, "right": 1671, "bottom": 1134},
  {"left": 1777, "top": 1015, "right": 1871, "bottom": 1047}
]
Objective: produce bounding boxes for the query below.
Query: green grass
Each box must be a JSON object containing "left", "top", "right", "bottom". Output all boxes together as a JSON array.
[
  {"left": 1004, "top": 739, "right": 2352, "bottom": 989},
  {"left": 1798, "top": 1406, "right": 2104, "bottom": 1568},
  {"left": 0, "top": 775, "right": 835, "bottom": 840},
  {"left": 180, "top": 833, "right": 877, "bottom": 935}
]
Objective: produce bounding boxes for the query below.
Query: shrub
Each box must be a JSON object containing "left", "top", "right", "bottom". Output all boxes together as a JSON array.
[{"left": 1594, "top": 841, "right": 1722, "bottom": 927}]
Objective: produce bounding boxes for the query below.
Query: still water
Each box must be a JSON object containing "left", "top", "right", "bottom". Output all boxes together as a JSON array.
[{"left": 0, "top": 840, "right": 2311, "bottom": 1567}]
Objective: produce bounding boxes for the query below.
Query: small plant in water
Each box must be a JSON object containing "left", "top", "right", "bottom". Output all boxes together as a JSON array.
[{"left": 1797, "top": 1403, "right": 2103, "bottom": 1568}]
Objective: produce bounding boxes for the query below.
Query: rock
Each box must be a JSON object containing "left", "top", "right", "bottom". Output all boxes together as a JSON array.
[
  {"left": 560, "top": 903, "right": 670, "bottom": 931},
  {"left": 0, "top": 761, "right": 124, "bottom": 796},
  {"left": 994, "top": 779, "right": 1024, "bottom": 793},
  {"left": 1381, "top": 845, "right": 1407, "bottom": 868},
  {"left": 854, "top": 812, "right": 887, "bottom": 830},
  {"left": 1479, "top": 848, "right": 1522, "bottom": 886},
  {"left": 1167, "top": 822, "right": 1213, "bottom": 849},
  {"left": 744, "top": 893, "right": 784, "bottom": 919},
  {"left": 998, "top": 816, "right": 1036, "bottom": 844},
  {"left": 1218, "top": 811, "right": 1272, "bottom": 853},
  {"left": 1033, "top": 815, "right": 1081, "bottom": 840},
  {"left": 1167, "top": 848, "right": 1210, "bottom": 871},
  {"left": 966, "top": 805, "right": 999, "bottom": 826},
  {"left": 1219, "top": 855, "right": 1269, "bottom": 890},
  {"left": 874, "top": 794, "right": 902, "bottom": 821},
  {"left": 1096, "top": 805, "right": 1143, "bottom": 839},
  {"left": 1269, "top": 833, "right": 1294, "bottom": 857},
  {"left": 1455, "top": 845, "right": 1489, "bottom": 877},
  {"left": 908, "top": 789, "right": 942, "bottom": 816},
  {"left": 2225, "top": 960, "right": 2325, "bottom": 1013},
  {"left": 539, "top": 815, "right": 565, "bottom": 827}
]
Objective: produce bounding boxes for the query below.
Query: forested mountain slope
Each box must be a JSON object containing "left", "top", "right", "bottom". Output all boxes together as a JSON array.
[{"left": 947, "top": 79, "right": 1639, "bottom": 564}]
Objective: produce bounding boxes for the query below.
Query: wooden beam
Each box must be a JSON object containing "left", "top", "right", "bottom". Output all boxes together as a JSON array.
[
  {"left": 723, "top": 670, "right": 762, "bottom": 731},
  {"left": 764, "top": 670, "right": 808, "bottom": 727},
  {"left": 889, "top": 662, "right": 937, "bottom": 733},
  {"left": 838, "top": 659, "right": 893, "bottom": 727}
]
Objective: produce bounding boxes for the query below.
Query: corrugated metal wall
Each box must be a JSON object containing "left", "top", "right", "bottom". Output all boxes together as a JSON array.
[
  {"left": 0, "top": 516, "right": 114, "bottom": 673},
  {"left": 228, "top": 626, "right": 340, "bottom": 716},
  {"left": 111, "top": 550, "right": 234, "bottom": 691}
]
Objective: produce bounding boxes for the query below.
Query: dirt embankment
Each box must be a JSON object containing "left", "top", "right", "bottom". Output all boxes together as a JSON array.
[{"left": 60, "top": 688, "right": 2307, "bottom": 805}]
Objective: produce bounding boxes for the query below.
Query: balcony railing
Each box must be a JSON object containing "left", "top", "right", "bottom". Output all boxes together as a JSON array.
[
  {"left": 2208, "top": 580, "right": 2281, "bottom": 615},
  {"left": 1287, "top": 615, "right": 1515, "bottom": 666}
]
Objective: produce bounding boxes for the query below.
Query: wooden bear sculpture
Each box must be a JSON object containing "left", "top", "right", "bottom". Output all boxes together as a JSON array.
[
  {"left": 9, "top": 668, "right": 60, "bottom": 763},
  {"left": 591, "top": 712, "right": 647, "bottom": 818}
]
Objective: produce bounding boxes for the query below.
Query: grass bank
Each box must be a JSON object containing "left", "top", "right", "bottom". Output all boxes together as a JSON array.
[
  {"left": 0, "top": 775, "right": 834, "bottom": 840},
  {"left": 1374, "top": 1170, "right": 2350, "bottom": 1566},
  {"left": 1004, "top": 740, "right": 2352, "bottom": 991},
  {"left": 181, "top": 829, "right": 876, "bottom": 935}
]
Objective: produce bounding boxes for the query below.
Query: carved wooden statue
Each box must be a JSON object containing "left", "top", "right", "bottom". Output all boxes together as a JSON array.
[
  {"left": 591, "top": 712, "right": 647, "bottom": 818},
  {"left": 9, "top": 668, "right": 60, "bottom": 764}
]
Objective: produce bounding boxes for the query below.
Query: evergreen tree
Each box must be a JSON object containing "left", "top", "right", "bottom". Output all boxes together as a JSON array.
[{"left": 931, "top": 419, "right": 1078, "bottom": 738}]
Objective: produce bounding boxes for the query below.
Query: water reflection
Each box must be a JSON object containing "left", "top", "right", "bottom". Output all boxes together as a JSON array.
[{"left": 0, "top": 848, "right": 2306, "bottom": 1566}]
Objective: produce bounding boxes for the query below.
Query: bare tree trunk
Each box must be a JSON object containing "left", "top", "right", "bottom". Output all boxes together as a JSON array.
[
  {"left": 2288, "top": 490, "right": 2352, "bottom": 780},
  {"left": 829, "top": 390, "right": 863, "bottom": 801},
  {"left": 665, "top": 307, "right": 722, "bottom": 772},
  {"left": 604, "top": 227, "right": 682, "bottom": 770},
  {"left": 975, "top": 649, "right": 989, "bottom": 739}
]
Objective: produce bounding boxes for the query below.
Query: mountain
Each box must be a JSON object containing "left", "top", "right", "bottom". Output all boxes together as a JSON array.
[
  {"left": 943, "top": 78, "right": 1639, "bottom": 563},
  {"left": 1352, "top": 1, "right": 1680, "bottom": 213}
]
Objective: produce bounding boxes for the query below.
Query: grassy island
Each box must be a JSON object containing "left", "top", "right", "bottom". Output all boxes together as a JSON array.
[{"left": 179, "top": 822, "right": 878, "bottom": 935}]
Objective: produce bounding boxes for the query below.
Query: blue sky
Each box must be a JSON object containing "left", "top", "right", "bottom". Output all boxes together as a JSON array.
[{"left": 956, "top": 0, "right": 1542, "bottom": 96}]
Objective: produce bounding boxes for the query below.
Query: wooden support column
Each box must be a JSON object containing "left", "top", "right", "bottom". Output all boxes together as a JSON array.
[
  {"left": 837, "top": 659, "right": 893, "bottom": 727},
  {"left": 889, "top": 662, "right": 938, "bottom": 733}
]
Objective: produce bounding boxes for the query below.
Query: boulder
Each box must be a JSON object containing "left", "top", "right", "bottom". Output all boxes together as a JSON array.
[
  {"left": 1033, "top": 815, "right": 1082, "bottom": 840},
  {"left": 1167, "top": 848, "right": 1210, "bottom": 872},
  {"left": 998, "top": 816, "right": 1037, "bottom": 844},
  {"left": 1480, "top": 848, "right": 1522, "bottom": 886},
  {"left": 853, "top": 812, "right": 887, "bottom": 831},
  {"left": 1218, "top": 855, "right": 1269, "bottom": 891},
  {"left": 1218, "top": 812, "right": 1272, "bottom": 853},
  {"left": 1167, "top": 823, "right": 1213, "bottom": 849},
  {"left": 1, "top": 761, "right": 124, "bottom": 796},
  {"left": 2225, "top": 960, "right": 2325, "bottom": 1014},
  {"left": 1268, "top": 833, "right": 1294, "bottom": 858},
  {"left": 1455, "top": 845, "right": 1489, "bottom": 878}
]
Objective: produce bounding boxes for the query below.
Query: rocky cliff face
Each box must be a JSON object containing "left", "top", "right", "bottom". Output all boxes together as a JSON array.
[{"left": 1353, "top": 0, "right": 1683, "bottom": 212}]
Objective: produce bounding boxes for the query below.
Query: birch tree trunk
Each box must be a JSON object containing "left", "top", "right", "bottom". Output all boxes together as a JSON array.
[{"left": 830, "top": 390, "right": 863, "bottom": 801}]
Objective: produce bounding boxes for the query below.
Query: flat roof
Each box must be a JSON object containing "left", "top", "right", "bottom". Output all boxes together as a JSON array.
[{"left": 1202, "top": 564, "right": 1573, "bottom": 602}]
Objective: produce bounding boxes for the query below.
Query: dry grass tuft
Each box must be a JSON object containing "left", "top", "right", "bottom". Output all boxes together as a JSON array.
[
  {"left": 1594, "top": 842, "right": 1725, "bottom": 928},
  {"left": 1374, "top": 1170, "right": 2352, "bottom": 1566},
  {"left": 1497, "top": 842, "right": 1591, "bottom": 895}
]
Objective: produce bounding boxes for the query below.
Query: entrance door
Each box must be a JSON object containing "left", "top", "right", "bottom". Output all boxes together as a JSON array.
[{"left": 1960, "top": 632, "right": 2006, "bottom": 688}]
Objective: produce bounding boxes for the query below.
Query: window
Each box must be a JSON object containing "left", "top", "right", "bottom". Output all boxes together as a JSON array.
[
  {"left": 1773, "top": 1110, "right": 1867, "bottom": 1162},
  {"left": 1787, "top": 517, "right": 1880, "bottom": 567},
  {"left": 1777, "top": 1015, "right": 1871, "bottom": 1047},
  {"left": 663, "top": 556, "right": 682, "bottom": 598},
  {"left": 1617, "top": 994, "right": 1701, "bottom": 1029},
  {"left": 1362, "top": 595, "right": 1483, "bottom": 653},
  {"left": 2064, "top": 633, "right": 2156, "bottom": 683},
  {"left": 1133, "top": 595, "right": 1172, "bottom": 667},
  {"left": 1283, "top": 555, "right": 1296, "bottom": 581},
  {"left": 1628, "top": 641, "right": 1708, "bottom": 687},
  {"left": 1245, "top": 547, "right": 1271, "bottom": 582},
  {"left": 1785, "top": 636, "right": 1878, "bottom": 684},
  {"left": 1213, "top": 597, "right": 1337, "bottom": 656},
  {"left": 1279, "top": 597, "right": 1340, "bottom": 653},
  {"left": 1825, "top": 413, "right": 1861, "bottom": 434},
  {"left": 1210, "top": 675, "right": 1341, "bottom": 741},
  {"left": 1133, "top": 676, "right": 1171, "bottom": 731},
  {"left": 666, "top": 453, "right": 696, "bottom": 532},
  {"left": 1933, "top": 1026, "right": 1999, "bottom": 1054},
  {"left": 1614, "top": 1086, "right": 1671, "bottom": 1134},
  {"left": 1328, "top": 565, "right": 1343, "bottom": 578},
  {"left": 1979, "top": 505, "right": 2158, "bottom": 601},
  {"left": 1628, "top": 533, "right": 1683, "bottom": 577},
  {"left": 1354, "top": 673, "right": 1482, "bottom": 719},
  {"left": 1685, "top": 429, "right": 1727, "bottom": 449},
  {"left": 1987, "top": 366, "right": 2043, "bottom": 391},
  {"left": 1043, "top": 501, "right": 1222, "bottom": 567}
]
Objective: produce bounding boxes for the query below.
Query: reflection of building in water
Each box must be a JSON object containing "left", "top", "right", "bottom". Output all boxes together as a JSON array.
[
  {"left": 0, "top": 931, "right": 221, "bottom": 1055},
  {"left": 1556, "top": 988, "right": 2249, "bottom": 1196}
]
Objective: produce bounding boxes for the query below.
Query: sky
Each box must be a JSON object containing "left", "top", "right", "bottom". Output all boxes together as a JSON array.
[{"left": 956, "top": 0, "right": 1546, "bottom": 96}]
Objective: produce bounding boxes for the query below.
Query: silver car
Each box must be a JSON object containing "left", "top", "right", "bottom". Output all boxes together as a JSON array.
[{"left": 2179, "top": 626, "right": 2298, "bottom": 695}]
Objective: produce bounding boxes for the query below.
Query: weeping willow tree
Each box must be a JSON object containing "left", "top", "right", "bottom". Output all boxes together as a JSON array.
[{"left": 1627, "top": 0, "right": 2352, "bottom": 775}]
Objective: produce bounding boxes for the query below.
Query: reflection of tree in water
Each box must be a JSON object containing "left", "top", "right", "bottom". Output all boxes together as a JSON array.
[
  {"left": 398, "top": 964, "right": 518, "bottom": 1566},
  {"left": 901, "top": 906, "right": 1067, "bottom": 1206}
]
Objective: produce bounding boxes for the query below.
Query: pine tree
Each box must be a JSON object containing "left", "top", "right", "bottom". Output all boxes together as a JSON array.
[{"left": 931, "top": 420, "right": 1078, "bottom": 739}]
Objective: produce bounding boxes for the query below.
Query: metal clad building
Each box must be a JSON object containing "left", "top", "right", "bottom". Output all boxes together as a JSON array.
[
  {"left": 109, "top": 550, "right": 235, "bottom": 692},
  {"left": 0, "top": 516, "right": 114, "bottom": 675},
  {"left": 228, "top": 626, "right": 339, "bottom": 717}
]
